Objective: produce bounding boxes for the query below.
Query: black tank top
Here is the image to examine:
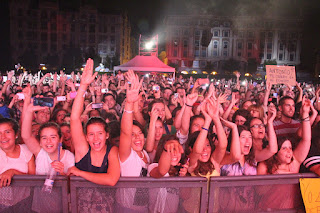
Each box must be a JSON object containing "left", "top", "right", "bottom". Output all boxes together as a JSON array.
[{"left": 75, "top": 145, "right": 112, "bottom": 173}]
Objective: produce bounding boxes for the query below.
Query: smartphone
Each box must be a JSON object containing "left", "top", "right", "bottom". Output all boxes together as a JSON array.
[
  {"left": 70, "top": 91, "right": 77, "bottom": 99},
  {"left": 17, "top": 93, "right": 25, "bottom": 99},
  {"left": 101, "top": 88, "right": 109, "bottom": 93},
  {"left": 190, "top": 85, "right": 194, "bottom": 88},
  {"left": 174, "top": 93, "right": 179, "bottom": 98},
  {"left": 57, "top": 96, "right": 66, "bottom": 101},
  {"left": 273, "top": 93, "right": 278, "bottom": 98},
  {"left": 225, "top": 85, "right": 228, "bottom": 88},
  {"left": 198, "top": 78, "right": 209, "bottom": 85},
  {"left": 153, "top": 86, "right": 160, "bottom": 91},
  {"left": 33, "top": 97, "right": 54, "bottom": 107},
  {"left": 253, "top": 82, "right": 257, "bottom": 87},
  {"left": 92, "top": 103, "right": 103, "bottom": 109}
]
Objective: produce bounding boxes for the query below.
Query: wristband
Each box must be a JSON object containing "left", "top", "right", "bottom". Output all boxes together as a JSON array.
[
  {"left": 302, "top": 119, "right": 310, "bottom": 122},
  {"left": 202, "top": 127, "right": 209, "bottom": 131},
  {"left": 185, "top": 103, "right": 193, "bottom": 107},
  {"left": 301, "top": 116, "right": 309, "bottom": 121},
  {"left": 124, "top": 109, "right": 133, "bottom": 113}
]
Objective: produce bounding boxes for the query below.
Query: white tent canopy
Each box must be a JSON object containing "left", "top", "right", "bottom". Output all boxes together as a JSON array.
[{"left": 114, "top": 56, "right": 175, "bottom": 73}]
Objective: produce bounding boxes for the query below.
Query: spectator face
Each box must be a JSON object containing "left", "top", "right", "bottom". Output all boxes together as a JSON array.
[
  {"left": 39, "top": 127, "right": 61, "bottom": 154},
  {"left": 131, "top": 125, "right": 145, "bottom": 152},
  {"left": 56, "top": 110, "right": 67, "bottom": 124},
  {"left": 109, "top": 84, "right": 116, "bottom": 90},
  {"left": 163, "top": 89, "right": 172, "bottom": 101},
  {"left": 235, "top": 115, "right": 246, "bottom": 126},
  {"left": 190, "top": 117, "right": 205, "bottom": 133},
  {"left": 61, "top": 126, "right": 72, "bottom": 148},
  {"left": 31, "top": 124, "right": 40, "bottom": 138},
  {"left": 43, "top": 85, "right": 50, "bottom": 93},
  {"left": 239, "top": 130, "right": 252, "bottom": 155},
  {"left": 35, "top": 109, "right": 51, "bottom": 124},
  {"left": 155, "top": 120, "right": 164, "bottom": 141},
  {"left": 242, "top": 101, "right": 252, "bottom": 110},
  {"left": 250, "top": 109, "right": 260, "bottom": 118},
  {"left": 279, "top": 99, "right": 295, "bottom": 118},
  {"left": 0, "top": 95, "right": 5, "bottom": 107},
  {"left": 151, "top": 103, "right": 165, "bottom": 121},
  {"left": 166, "top": 140, "right": 182, "bottom": 166},
  {"left": 0, "top": 123, "right": 16, "bottom": 151},
  {"left": 104, "top": 95, "right": 116, "bottom": 109},
  {"left": 277, "top": 140, "right": 293, "bottom": 164},
  {"left": 86, "top": 123, "right": 108, "bottom": 151},
  {"left": 199, "top": 139, "right": 211, "bottom": 163},
  {"left": 89, "top": 110, "right": 100, "bottom": 118},
  {"left": 250, "top": 118, "right": 265, "bottom": 140},
  {"left": 176, "top": 88, "right": 184, "bottom": 98}
]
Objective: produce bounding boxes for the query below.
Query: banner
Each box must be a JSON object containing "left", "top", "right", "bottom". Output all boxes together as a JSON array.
[
  {"left": 266, "top": 65, "right": 296, "bottom": 86},
  {"left": 299, "top": 178, "right": 320, "bottom": 213}
]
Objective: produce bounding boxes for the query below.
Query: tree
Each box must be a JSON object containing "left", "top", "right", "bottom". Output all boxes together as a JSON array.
[
  {"left": 263, "top": 59, "right": 277, "bottom": 71},
  {"left": 247, "top": 58, "right": 258, "bottom": 74},
  {"left": 221, "top": 58, "right": 240, "bottom": 74}
]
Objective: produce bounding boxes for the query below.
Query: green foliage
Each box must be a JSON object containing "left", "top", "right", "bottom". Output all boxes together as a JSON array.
[{"left": 263, "top": 59, "right": 277, "bottom": 71}]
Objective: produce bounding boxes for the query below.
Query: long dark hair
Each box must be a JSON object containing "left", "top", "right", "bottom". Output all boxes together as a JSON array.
[{"left": 237, "top": 125, "right": 256, "bottom": 167}]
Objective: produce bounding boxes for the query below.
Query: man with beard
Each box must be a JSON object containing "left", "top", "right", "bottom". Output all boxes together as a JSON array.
[{"left": 273, "top": 96, "right": 301, "bottom": 147}]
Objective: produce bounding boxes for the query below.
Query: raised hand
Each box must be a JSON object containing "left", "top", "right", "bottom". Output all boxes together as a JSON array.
[
  {"left": 220, "top": 116, "right": 237, "bottom": 129},
  {"left": 200, "top": 100, "right": 212, "bottom": 122},
  {"left": 267, "top": 107, "right": 277, "bottom": 123},
  {"left": 207, "top": 97, "right": 220, "bottom": 119},
  {"left": 186, "top": 93, "right": 198, "bottom": 106},
  {"left": 164, "top": 140, "right": 184, "bottom": 158},
  {"left": 125, "top": 70, "right": 142, "bottom": 103},
  {"left": 150, "top": 106, "right": 160, "bottom": 122},
  {"left": 80, "top": 58, "right": 97, "bottom": 86}
]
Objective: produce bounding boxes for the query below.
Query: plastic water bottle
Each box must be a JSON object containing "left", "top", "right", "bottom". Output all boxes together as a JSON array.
[{"left": 42, "top": 167, "right": 57, "bottom": 193}]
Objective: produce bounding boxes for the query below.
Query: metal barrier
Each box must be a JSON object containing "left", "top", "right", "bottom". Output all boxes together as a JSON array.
[
  {"left": 208, "top": 173, "right": 318, "bottom": 213},
  {"left": 1, "top": 173, "right": 318, "bottom": 212},
  {"left": 0, "top": 175, "right": 69, "bottom": 213},
  {"left": 70, "top": 176, "right": 208, "bottom": 213}
]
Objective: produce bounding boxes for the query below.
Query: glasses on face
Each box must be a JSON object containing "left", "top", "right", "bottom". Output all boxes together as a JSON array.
[{"left": 250, "top": 124, "right": 265, "bottom": 129}]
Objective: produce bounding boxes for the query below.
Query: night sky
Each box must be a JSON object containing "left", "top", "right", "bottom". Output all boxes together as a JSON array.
[{"left": 1, "top": 0, "right": 320, "bottom": 72}]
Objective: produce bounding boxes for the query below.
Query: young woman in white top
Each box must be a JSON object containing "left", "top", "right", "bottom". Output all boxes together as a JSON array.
[
  {"left": 0, "top": 118, "right": 35, "bottom": 211},
  {"left": 116, "top": 70, "right": 150, "bottom": 212},
  {"left": 21, "top": 85, "right": 74, "bottom": 175}
]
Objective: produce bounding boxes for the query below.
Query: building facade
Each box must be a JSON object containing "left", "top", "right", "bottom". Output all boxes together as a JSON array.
[
  {"left": 164, "top": 15, "right": 302, "bottom": 73},
  {"left": 9, "top": 0, "right": 131, "bottom": 70}
]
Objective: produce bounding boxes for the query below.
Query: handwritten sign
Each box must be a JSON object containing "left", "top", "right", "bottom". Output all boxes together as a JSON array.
[
  {"left": 300, "top": 178, "right": 320, "bottom": 213},
  {"left": 266, "top": 65, "right": 296, "bottom": 86}
]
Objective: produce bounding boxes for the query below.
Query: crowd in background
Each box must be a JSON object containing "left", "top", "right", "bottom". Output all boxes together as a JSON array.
[{"left": 0, "top": 58, "right": 319, "bottom": 212}]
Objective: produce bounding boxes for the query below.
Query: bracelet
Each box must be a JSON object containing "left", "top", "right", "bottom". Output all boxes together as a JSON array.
[
  {"left": 123, "top": 109, "right": 133, "bottom": 113},
  {"left": 185, "top": 103, "right": 193, "bottom": 107},
  {"left": 202, "top": 127, "right": 209, "bottom": 131},
  {"left": 301, "top": 116, "right": 309, "bottom": 121},
  {"left": 78, "top": 88, "right": 87, "bottom": 93},
  {"left": 302, "top": 119, "right": 310, "bottom": 122}
]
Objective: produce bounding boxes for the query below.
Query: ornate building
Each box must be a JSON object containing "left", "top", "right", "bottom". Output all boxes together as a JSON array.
[
  {"left": 164, "top": 15, "right": 302, "bottom": 73},
  {"left": 9, "top": 0, "right": 131, "bottom": 70}
]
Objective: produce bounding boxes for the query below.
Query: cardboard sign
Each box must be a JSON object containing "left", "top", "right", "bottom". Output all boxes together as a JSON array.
[
  {"left": 299, "top": 178, "right": 320, "bottom": 213},
  {"left": 266, "top": 65, "right": 296, "bottom": 86}
]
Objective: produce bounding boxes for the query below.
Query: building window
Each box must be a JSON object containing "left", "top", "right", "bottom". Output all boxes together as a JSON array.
[
  {"left": 223, "top": 51, "right": 228, "bottom": 56},
  {"left": 195, "top": 40, "right": 200, "bottom": 47},
  {"left": 237, "top": 42, "right": 242, "bottom": 49},
  {"left": 111, "top": 26, "right": 115, "bottom": 33},
  {"left": 248, "top": 52, "right": 252, "bottom": 57},
  {"left": 248, "top": 31, "right": 254, "bottom": 38},
  {"left": 267, "top": 53, "right": 271, "bottom": 59},
  {"left": 194, "top": 50, "right": 200, "bottom": 57},
  {"left": 51, "top": 23, "right": 56, "bottom": 31},
  {"left": 173, "top": 49, "right": 178, "bottom": 57},
  {"left": 214, "top": 30, "right": 219, "bottom": 37},
  {"left": 238, "top": 52, "right": 242, "bottom": 57},
  {"left": 248, "top": 42, "right": 253, "bottom": 50},
  {"left": 183, "top": 40, "right": 188, "bottom": 47},
  {"left": 201, "top": 48, "right": 207, "bottom": 57},
  {"left": 89, "top": 25, "right": 95, "bottom": 33},
  {"left": 267, "top": 42, "right": 272, "bottom": 49},
  {"left": 195, "top": 30, "right": 200, "bottom": 36},
  {"left": 41, "top": 33, "right": 47, "bottom": 41},
  {"left": 213, "top": 50, "right": 218, "bottom": 56},
  {"left": 279, "top": 53, "right": 283, "bottom": 61},
  {"left": 259, "top": 52, "right": 264, "bottom": 58},
  {"left": 174, "top": 40, "right": 178, "bottom": 47},
  {"left": 213, "top": 41, "right": 218, "bottom": 49},
  {"left": 223, "top": 31, "right": 229, "bottom": 37},
  {"left": 268, "top": 32, "right": 273, "bottom": 38},
  {"left": 290, "top": 54, "right": 294, "bottom": 61},
  {"left": 41, "top": 22, "right": 47, "bottom": 30},
  {"left": 51, "top": 33, "right": 57, "bottom": 42},
  {"left": 80, "top": 24, "right": 86, "bottom": 32},
  {"left": 279, "top": 43, "right": 284, "bottom": 51},
  {"left": 238, "top": 31, "right": 244, "bottom": 38},
  {"left": 223, "top": 41, "right": 228, "bottom": 49},
  {"left": 183, "top": 50, "right": 188, "bottom": 57},
  {"left": 200, "top": 61, "right": 206, "bottom": 67}
]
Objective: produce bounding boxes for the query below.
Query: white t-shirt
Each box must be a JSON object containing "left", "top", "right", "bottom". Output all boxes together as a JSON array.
[
  {"left": 148, "top": 163, "right": 180, "bottom": 213},
  {"left": 0, "top": 144, "right": 33, "bottom": 174},
  {"left": 116, "top": 149, "right": 150, "bottom": 211},
  {"left": 35, "top": 148, "right": 75, "bottom": 175},
  {"left": 0, "top": 144, "right": 33, "bottom": 207}
]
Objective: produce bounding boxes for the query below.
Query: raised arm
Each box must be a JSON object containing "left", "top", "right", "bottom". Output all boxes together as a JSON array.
[
  {"left": 149, "top": 141, "right": 184, "bottom": 178},
  {"left": 254, "top": 107, "right": 278, "bottom": 162},
  {"left": 222, "top": 93, "right": 237, "bottom": 120},
  {"left": 207, "top": 97, "right": 228, "bottom": 165},
  {"left": 145, "top": 107, "right": 160, "bottom": 152},
  {"left": 119, "top": 70, "right": 142, "bottom": 162},
  {"left": 220, "top": 117, "right": 241, "bottom": 166},
  {"left": 180, "top": 93, "right": 198, "bottom": 135},
  {"left": 263, "top": 82, "right": 272, "bottom": 109},
  {"left": 293, "top": 97, "right": 311, "bottom": 164},
  {"left": 70, "top": 58, "right": 98, "bottom": 162},
  {"left": 173, "top": 104, "right": 185, "bottom": 130}
]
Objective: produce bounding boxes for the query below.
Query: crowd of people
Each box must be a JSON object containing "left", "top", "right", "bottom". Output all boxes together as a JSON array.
[{"left": 0, "top": 58, "right": 319, "bottom": 212}]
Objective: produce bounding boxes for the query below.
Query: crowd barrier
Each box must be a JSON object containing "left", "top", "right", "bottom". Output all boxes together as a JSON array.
[{"left": 0, "top": 173, "right": 317, "bottom": 213}]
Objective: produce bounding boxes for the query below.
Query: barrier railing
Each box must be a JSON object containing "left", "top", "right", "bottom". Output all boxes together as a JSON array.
[{"left": 0, "top": 173, "right": 317, "bottom": 213}]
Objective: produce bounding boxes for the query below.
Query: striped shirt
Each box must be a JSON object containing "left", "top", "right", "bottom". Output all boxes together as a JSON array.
[{"left": 273, "top": 119, "right": 301, "bottom": 139}]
